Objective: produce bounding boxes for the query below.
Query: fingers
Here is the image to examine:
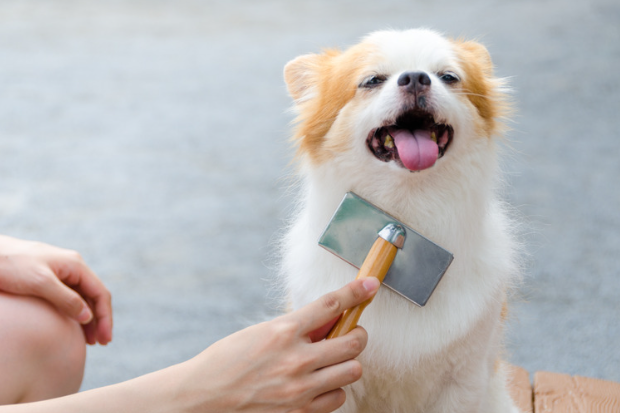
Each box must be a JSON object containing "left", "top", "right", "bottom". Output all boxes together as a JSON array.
[
  {"left": 308, "top": 326, "right": 367, "bottom": 371},
  {"left": 82, "top": 314, "right": 99, "bottom": 345},
  {"left": 77, "top": 272, "right": 113, "bottom": 345},
  {"left": 93, "top": 296, "right": 113, "bottom": 345},
  {"left": 308, "top": 388, "right": 347, "bottom": 413},
  {"left": 51, "top": 250, "right": 113, "bottom": 345},
  {"left": 309, "top": 359, "right": 363, "bottom": 402},
  {"left": 30, "top": 269, "right": 93, "bottom": 324},
  {"left": 291, "top": 278, "right": 380, "bottom": 336},
  {"left": 0, "top": 237, "right": 112, "bottom": 345},
  {"left": 308, "top": 316, "right": 339, "bottom": 343}
]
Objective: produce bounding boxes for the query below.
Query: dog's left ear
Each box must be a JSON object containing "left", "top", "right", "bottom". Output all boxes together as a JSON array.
[{"left": 284, "top": 53, "right": 323, "bottom": 102}]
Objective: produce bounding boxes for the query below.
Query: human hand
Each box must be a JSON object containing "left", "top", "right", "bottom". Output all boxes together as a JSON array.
[
  {"left": 170, "top": 277, "right": 380, "bottom": 413},
  {"left": 0, "top": 235, "right": 112, "bottom": 345}
]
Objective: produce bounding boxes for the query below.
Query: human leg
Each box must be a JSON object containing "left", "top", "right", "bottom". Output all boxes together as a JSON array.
[{"left": 0, "top": 292, "right": 86, "bottom": 404}]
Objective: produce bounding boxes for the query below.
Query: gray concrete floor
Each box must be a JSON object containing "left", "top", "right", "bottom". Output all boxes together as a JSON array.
[{"left": 0, "top": 0, "right": 618, "bottom": 392}]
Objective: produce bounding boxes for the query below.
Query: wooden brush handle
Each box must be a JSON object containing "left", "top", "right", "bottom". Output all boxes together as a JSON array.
[{"left": 326, "top": 236, "right": 398, "bottom": 339}]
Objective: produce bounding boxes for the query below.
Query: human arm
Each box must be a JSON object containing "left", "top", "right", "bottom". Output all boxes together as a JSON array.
[
  {"left": 0, "top": 277, "right": 380, "bottom": 413},
  {"left": 0, "top": 235, "right": 112, "bottom": 345}
]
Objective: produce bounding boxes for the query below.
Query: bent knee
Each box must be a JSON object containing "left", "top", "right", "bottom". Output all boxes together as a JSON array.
[{"left": 0, "top": 293, "right": 86, "bottom": 403}]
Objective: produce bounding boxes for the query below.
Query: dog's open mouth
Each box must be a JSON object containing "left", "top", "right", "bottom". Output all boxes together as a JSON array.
[{"left": 366, "top": 110, "right": 453, "bottom": 172}]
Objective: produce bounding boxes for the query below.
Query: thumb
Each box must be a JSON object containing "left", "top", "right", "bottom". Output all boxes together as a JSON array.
[{"left": 35, "top": 273, "right": 93, "bottom": 324}]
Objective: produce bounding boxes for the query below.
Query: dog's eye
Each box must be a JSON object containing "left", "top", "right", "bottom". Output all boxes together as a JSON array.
[
  {"left": 439, "top": 72, "right": 460, "bottom": 84},
  {"left": 360, "top": 75, "right": 387, "bottom": 89}
]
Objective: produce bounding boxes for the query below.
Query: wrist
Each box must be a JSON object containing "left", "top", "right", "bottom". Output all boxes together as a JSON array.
[
  {"left": 115, "top": 364, "right": 184, "bottom": 413},
  {"left": 159, "top": 356, "right": 224, "bottom": 413}
]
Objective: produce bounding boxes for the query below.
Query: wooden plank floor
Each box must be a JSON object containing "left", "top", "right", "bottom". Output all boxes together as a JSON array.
[{"left": 508, "top": 365, "right": 620, "bottom": 413}]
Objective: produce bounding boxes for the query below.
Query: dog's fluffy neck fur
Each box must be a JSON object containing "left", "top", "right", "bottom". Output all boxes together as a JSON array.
[{"left": 283, "top": 143, "right": 515, "bottom": 412}]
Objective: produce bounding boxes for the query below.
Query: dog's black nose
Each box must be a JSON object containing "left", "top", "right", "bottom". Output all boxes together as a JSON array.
[
  {"left": 397, "top": 71, "right": 431, "bottom": 88},
  {"left": 398, "top": 71, "right": 431, "bottom": 108}
]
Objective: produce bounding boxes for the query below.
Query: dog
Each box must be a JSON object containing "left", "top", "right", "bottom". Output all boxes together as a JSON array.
[{"left": 280, "top": 28, "right": 521, "bottom": 413}]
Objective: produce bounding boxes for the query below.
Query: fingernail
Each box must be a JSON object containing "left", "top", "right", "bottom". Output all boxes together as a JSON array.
[
  {"left": 362, "top": 277, "right": 380, "bottom": 293},
  {"left": 77, "top": 307, "right": 93, "bottom": 324}
]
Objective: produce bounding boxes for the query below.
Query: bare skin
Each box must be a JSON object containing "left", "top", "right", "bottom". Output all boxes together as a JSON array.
[
  {"left": 0, "top": 293, "right": 86, "bottom": 403},
  {"left": 1, "top": 277, "right": 380, "bottom": 413},
  {"left": 0, "top": 235, "right": 113, "bottom": 345},
  {"left": 0, "top": 235, "right": 113, "bottom": 404}
]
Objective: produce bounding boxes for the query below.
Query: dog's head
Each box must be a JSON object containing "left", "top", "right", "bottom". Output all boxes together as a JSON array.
[{"left": 284, "top": 29, "right": 508, "bottom": 176}]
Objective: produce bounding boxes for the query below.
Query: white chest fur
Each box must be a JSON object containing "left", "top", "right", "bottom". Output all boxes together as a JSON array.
[{"left": 279, "top": 141, "right": 519, "bottom": 412}]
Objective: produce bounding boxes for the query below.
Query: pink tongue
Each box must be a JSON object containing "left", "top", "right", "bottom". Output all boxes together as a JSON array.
[{"left": 390, "top": 128, "right": 439, "bottom": 171}]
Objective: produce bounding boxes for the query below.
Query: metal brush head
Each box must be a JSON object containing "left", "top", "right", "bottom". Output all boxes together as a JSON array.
[{"left": 319, "top": 192, "right": 453, "bottom": 307}]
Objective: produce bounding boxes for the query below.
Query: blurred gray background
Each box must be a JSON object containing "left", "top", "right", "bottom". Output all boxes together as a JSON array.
[{"left": 0, "top": 0, "right": 618, "bottom": 391}]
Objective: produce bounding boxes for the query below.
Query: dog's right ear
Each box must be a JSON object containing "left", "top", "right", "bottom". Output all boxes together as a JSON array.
[{"left": 284, "top": 54, "right": 322, "bottom": 102}]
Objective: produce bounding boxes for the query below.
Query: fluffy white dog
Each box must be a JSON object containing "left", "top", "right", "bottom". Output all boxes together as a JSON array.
[{"left": 280, "top": 29, "right": 521, "bottom": 413}]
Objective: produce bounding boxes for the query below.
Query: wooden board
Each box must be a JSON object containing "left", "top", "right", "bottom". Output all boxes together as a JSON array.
[
  {"left": 534, "top": 371, "right": 620, "bottom": 413},
  {"left": 506, "top": 366, "right": 620, "bottom": 413},
  {"left": 508, "top": 364, "right": 534, "bottom": 413}
]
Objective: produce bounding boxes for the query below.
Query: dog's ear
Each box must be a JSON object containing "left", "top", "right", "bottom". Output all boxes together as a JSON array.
[
  {"left": 284, "top": 53, "right": 322, "bottom": 102},
  {"left": 452, "top": 38, "right": 510, "bottom": 136},
  {"left": 454, "top": 40, "right": 494, "bottom": 77},
  {"left": 284, "top": 48, "right": 361, "bottom": 163}
]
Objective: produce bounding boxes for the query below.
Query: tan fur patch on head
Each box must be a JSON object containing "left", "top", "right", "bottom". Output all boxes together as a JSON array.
[
  {"left": 284, "top": 44, "right": 375, "bottom": 164},
  {"left": 451, "top": 40, "right": 509, "bottom": 136}
]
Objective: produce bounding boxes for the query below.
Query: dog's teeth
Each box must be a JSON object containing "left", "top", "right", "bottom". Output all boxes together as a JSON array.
[
  {"left": 431, "top": 131, "right": 437, "bottom": 143},
  {"left": 385, "top": 134, "right": 394, "bottom": 149}
]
